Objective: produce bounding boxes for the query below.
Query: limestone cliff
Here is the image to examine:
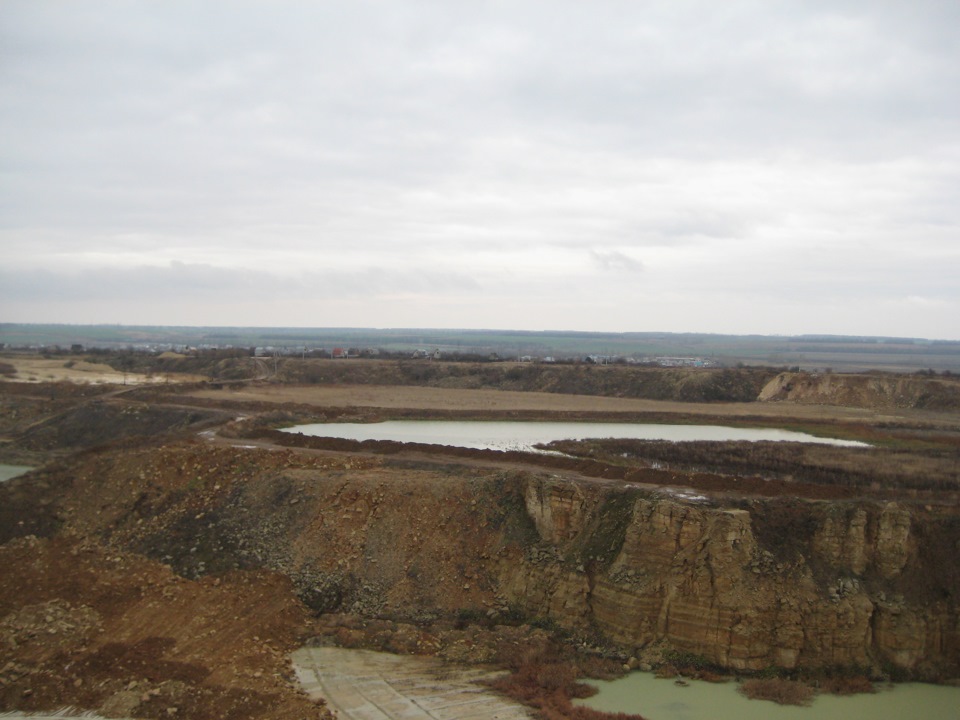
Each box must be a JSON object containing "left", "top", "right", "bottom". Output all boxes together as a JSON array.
[
  {"left": 758, "top": 371, "right": 960, "bottom": 410},
  {"left": 10, "top": 444, "right": 959, "bottom": 680},
  {"left": 500, "top": 476, "right": 959, "bottom": 677}
]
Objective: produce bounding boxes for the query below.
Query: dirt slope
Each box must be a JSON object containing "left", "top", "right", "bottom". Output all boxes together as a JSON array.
[
  {"left": 759, "top": 371, "right": 960, "bottom": 410},
  {"left": 272, "top": 360, "right": 778, "bottom": 403},
  {"left": 5, "top": 440, "right": 957, "bottom": 681},
  {"left": 0, "top": 535, "right": 330, "bottom": 719},
  {"left": 2, "top": 375, "right": 959, "bottom": 718}
]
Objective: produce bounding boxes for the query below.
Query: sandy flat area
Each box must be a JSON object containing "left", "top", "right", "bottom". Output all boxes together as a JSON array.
[
  {"left": 0, "top": 356, "right": 204, "bottom": 385},
  {"left": 189, "top": 383, "right": 930, "bottom": 424}
]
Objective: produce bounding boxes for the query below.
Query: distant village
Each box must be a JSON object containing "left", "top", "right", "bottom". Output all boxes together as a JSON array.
[{"left": 1, "top": 339, "right": 718, "bottom": 368}]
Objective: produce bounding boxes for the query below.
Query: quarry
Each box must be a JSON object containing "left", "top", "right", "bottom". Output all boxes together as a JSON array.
[{"left": 1, "top": 354, "right": 959, "bottom": 719}]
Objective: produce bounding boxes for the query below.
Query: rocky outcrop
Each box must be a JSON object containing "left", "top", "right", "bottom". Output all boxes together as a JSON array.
[
  {"left": 812, "top": 503, "right": 913, "bottom": 579},
  {"left": 758, "top": 371, "right": 960, "bottom": 410},
  {"left": 499, "top": 476, "right": 959, "bottom": 677},
  {"left": 9, "top": 444, "right": 959, "bottom": 680}
]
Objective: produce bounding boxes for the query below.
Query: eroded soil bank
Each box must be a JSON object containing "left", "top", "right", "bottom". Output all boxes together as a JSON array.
[
  {"left": 1, "top": 366, "right": 958, "bottom": 719},
  {"left": 4, "top": 440, "right": 958, "bottom": 680}
]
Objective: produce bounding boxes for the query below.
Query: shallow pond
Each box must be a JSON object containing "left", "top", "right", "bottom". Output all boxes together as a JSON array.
[
  {"left": 0, "top": 464, "right": 33, "bottom": 482},
  {"left": 282, "top": 420, "right": 867, "bottom": 452},
  {"left": 578, "top": 672, "right": 960, "bottom": 720}
]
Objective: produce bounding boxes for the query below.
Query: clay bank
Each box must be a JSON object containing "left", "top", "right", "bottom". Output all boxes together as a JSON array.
[{"left": 281, "top": 420, "right": 869, "bottom": 451}]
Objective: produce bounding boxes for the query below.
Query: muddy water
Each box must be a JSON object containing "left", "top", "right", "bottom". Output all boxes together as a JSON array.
[
  {"left": 578, "top": 673, "right": 960, "bottom": 720},
  {"left": 283, "top": 420, "right": 868, "bottom": 451},
  {"left": 0, "top": 464, "right": 32, "bottom": 482}
]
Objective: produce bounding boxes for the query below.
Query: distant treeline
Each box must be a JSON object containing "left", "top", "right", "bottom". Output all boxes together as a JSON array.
[{"left": 2, "top": 323, "right": 960, "bottom": 372}]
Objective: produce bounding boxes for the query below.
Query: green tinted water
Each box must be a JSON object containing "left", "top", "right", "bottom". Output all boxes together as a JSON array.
[
  {"left": 578, "top": 673, "right": 960, "bottom": 720},
  {"left": 0, "top": 464, "right": 32, "bottom": 482}
]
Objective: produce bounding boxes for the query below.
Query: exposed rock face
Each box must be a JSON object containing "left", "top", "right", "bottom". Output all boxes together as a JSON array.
[
  {"left": 10, "top": 444, "right": 959, "bottom": 679},
  {"left": 758, "top": 371, "right": 960, "bottom": 410},
  {"left": 523, "top": 480, "right": 586, "bottom": 544},
  {"left": 500, "top": 476, "right": 958, "bottom": 676},
  {"left": 812, "top": 503, "right": 913, "bottom": 580}
]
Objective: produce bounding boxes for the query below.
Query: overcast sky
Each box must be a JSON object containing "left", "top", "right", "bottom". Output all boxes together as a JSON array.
[{"left": 1, "top": 1, "right": 958, "bottom": 339}]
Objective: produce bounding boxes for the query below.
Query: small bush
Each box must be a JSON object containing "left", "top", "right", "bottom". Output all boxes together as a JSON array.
[
  {"left": 489, "top": 648, "right": 648, "bottom": 720},
  {"left": 698, "top": 670, "right": 729, "bottom": 683},
  {"left": 738, "top": 678, "right": 815, "bottom": 706},
  {"left": 654, "top": 664, "right": 678, "bottom": 679},
  {"left": 820, "top": 675, "right": 874, "bottom": 695}
]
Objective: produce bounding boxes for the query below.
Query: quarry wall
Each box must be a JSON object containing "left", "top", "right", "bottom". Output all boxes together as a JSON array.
[{"left": 18, "top": 444, "right": 956, "bottom": 680}]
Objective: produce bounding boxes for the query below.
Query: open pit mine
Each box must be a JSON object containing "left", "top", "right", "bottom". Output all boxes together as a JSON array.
[{"left": 1, "top": 355, "right": 958, "bottom": 719}]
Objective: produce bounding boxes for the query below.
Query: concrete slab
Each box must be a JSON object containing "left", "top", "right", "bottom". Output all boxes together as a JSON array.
[{"left": 291, "top": 647, "right": 533, "bottom": 720}]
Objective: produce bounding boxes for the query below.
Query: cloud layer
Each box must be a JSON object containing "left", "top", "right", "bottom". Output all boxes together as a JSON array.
[{"left": 2, "top": 1, "right": 958, "bottom": 337}]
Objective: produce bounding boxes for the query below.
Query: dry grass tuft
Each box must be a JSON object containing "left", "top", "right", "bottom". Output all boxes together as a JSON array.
[
  {"left": 489, "top": 648, "right": 648, "bottom": 720},
  {"left": 738, "top": 678, "right": 816, "bottom": 706},
  {"left": 819, "top": 675, "right": 875, "bottom": 695}
]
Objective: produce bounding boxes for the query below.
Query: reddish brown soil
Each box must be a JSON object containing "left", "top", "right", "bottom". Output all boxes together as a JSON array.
[
  {"left": 0, "top": 535, "right": 331, "bottom": 719},
  {"left": 2, "top": 373, "right": 958, "bottom": 719}
]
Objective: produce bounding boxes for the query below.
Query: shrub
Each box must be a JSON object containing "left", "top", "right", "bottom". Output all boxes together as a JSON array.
[
  {"left": 654, "top": 664, "right": 678, "bottom": 679},
  {"left": 489, "top": 648, "right": 648, "bottom": 720},
  {"left": 738, "top": 678, "right": 815, "bottom": 706},
  {"left": 819, "top": 675, "right": 874, "bottom": 695}
]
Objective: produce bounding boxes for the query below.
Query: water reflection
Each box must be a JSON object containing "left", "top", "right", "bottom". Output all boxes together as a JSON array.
[
  {"left": 282, "top": 420, "right": 868, "bottom": 452},
  {"left": 0, "top": 464, "right": 32, "bottom": 482}
]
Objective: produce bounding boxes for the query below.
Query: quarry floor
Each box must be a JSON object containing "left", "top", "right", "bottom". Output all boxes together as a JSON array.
[
  {"left": 2, "top": 369, "right": 959, "bottom": 719},
  {"left": 293, "top": 647, "right": 532, "bottom": 720}
]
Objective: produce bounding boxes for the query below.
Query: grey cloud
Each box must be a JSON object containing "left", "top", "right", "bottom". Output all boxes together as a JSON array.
[
  {"left": 0, "top": 261, "right": 484, "bottom": 304},
  {"left": 0, "top": 1, "right": 958, "bottom": 338},
  {"left": 590, "top": 250, "right": 644, "bottom": 273}
]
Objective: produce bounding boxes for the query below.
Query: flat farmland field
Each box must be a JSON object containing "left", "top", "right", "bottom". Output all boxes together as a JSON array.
[{"left": 187, "top": 383, "right": 933, "bottom": 425}]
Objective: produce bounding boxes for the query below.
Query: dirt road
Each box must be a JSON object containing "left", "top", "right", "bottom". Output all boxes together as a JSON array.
[{"left": 189, "top": 383, "right": 943, "bottom": 425}]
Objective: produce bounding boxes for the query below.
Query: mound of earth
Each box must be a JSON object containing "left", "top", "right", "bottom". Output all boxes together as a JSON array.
[
  {"left": 15, "top": 402, "right": 229, "bottom": 452},
  {"left": 0, "top": 535, "right": 330, "bottom": 719},
  {"left": 272, "top": 360, "right": 779, "bottom": 403}
]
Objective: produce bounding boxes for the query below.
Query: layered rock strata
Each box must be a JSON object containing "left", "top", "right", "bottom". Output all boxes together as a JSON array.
[
  {"left": 502, "top": 476, "right": 958, "bottom": 676},
  {"left": 10, "top": 444, "right": 958, "bottom": 679}
]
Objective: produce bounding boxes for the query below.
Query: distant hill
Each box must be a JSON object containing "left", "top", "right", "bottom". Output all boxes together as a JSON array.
[{"left": 2, "top": 323, "right": 959, "bottom": 372}]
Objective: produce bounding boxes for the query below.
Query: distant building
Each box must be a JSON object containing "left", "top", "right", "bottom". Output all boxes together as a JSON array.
[{"left": 654, "top": 356, "right": 713, "bottom": 367}]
